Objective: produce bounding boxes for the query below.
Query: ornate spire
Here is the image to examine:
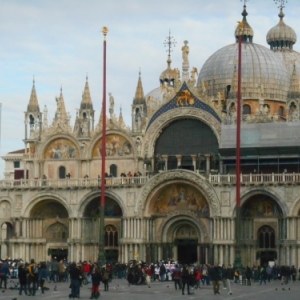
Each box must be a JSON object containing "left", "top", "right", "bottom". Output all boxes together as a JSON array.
[
  {"left": 133, "top": 69, "right": 145, "bottom": 103},
  {"left": 81, "top": 76, "right": 93, "bottom": 109},
  {"left": 27, "top": 77, "right": 40, "bottom": 112},
  {"left": 43, "top": 105, "right": 48, "bottom": 128},
  {"left": 54, "top": 87, "right": 69, "bottom": 126},
  {"left": 288, "top": 63, "right": 300, "bottom": 98},
  {"left": 118, "top": 106, "right": 125, "bottom": 128}
]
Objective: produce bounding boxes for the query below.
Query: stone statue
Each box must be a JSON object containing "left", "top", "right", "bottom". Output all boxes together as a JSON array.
[
  {"left": 109, "top": 92, "right": 115, "bottom": 112},
  {"left": 156, "top": 154, "right": 165, "bottom": 171},
  {"left": 181, "top": 40, "right": 189, "bottom": 64},
  {"left": 143, "top": 154, "right": 152, "bottom": 171}
]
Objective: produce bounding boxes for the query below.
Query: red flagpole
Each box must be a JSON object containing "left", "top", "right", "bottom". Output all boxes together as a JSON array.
[{"left": 99, "top": 26, "right": 108, "bottom": 266}]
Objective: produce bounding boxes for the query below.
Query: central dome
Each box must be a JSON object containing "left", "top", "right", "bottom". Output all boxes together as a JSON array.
[{"left": 197, "top": 42, "right": 290, "bottom": 101}]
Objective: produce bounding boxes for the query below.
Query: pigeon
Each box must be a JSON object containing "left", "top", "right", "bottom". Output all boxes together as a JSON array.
[
  {"left": 12, "top": 298, "right": 17, "bottom": 300},
  {"left": 166, "top": 286, "right": 169, "bottom": 288},
  {"left": 148, "top": 286, "right": 151, "bottom": 288},
  {"left": 2, "top": 290, "right": 5, "bottom": 293},
  {"left": 282, "top": 288, "right": 285, "bottom": 291},
  {"left": 275, "top": 288, "right": 277, "bottom": 291},
  {"left": 54, "top": 286, "right": 57, "bottom": 291},
  {"left": 289, "top": 288, "right": 290, "bottom": 290}
]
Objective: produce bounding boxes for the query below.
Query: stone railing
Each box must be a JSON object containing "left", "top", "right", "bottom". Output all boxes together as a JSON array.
[
  {"left": 0, "top": 176, "right": 150, "bottom": 190},
  {"left": 209, "top": 173, "right": 300, "bottom": 185}
]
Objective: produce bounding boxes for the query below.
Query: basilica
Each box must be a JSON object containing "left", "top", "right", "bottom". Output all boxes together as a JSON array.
[{"left": 1, "top": 3, "right": 300, "bottom": 267}]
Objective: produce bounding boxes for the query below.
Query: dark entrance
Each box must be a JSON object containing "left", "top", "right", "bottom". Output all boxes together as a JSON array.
[
  {"left": 105, "top": 249, "right": 118, "bottom": 263},
  {"left": 49, "top": 248, "right": 68, "bottom": 261},
  {"left": 258, "top": 251, "right": 277, "bottom": 266},
  {"left": 176, "top": 239, "right": 197, "bottom": 264}
]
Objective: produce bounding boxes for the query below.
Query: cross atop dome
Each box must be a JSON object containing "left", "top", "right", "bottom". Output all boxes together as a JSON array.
[
  {"left": 163, "top": 30, "right": 176, "bottom": 58},
  {"left": 274, "top": 0, "right": 287, "bottom": 9}
]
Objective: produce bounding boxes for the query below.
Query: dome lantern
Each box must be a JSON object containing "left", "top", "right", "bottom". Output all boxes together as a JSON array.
[
  {"left": 234, "top": 5, "right": 254, "bottom": 43},
  {"left": 266, "top": 7, "right": 297, "bottom": 50}
]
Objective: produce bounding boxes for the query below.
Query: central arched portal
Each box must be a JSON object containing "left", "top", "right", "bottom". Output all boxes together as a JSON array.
[{"left": 174, "top": 223, "right": 198, "bottom": 264}]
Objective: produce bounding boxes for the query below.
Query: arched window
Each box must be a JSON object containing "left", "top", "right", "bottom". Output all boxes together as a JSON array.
[
  {"left": 258, "top": 225, "right": 275, "bottom": 249},
  {"left": 59, "top": 166, "right": 66, "bottom": 179},
  {"left": 243, "top": 104, "right": 251, "bottom": 115},
  {"left": 110, "top": 164, "right": 117, "bottom": 177},
  {"left": 104, "top": 225, "right": 118, "bottom": 247}
]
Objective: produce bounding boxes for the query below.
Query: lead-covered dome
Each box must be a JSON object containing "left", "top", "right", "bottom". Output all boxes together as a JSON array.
[
  {"left": 197, "top": 6, "right": 290, "bottom": 101},
  {"left": 197, "top": 42, "right": 290, "bottom": 100}
]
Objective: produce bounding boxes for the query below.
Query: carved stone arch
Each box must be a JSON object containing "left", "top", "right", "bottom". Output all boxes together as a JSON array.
[
  {"left": 90, "top": 129, "right": 137, "bottom": 158},
  {"left": 157, "top": 212, "right": 209, "bottom": 243},
  {"left": 78, "top": 190, "right": 126, "bottom": 217},
  {"left": 142, "top": 107, "right": 221, "bottom": 157},
  {"left": 239, "top": 188, "right": 287, "bottom": 217},
  {"left": 136, "top": 170, "right": 221, "bottom": 216},
  {"left": 22, "top": 193, "right": 70, "bottom": 218}
]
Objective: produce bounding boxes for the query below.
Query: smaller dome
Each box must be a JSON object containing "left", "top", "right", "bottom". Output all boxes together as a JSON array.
[
  {"left": 266, "top": 8, "right": 297, "bottom": 50},
  {"left": 159, "top": 56, "right": 176, "bottom": 85},
  {"left": 234, "top": 5, "right": 254, "bottom": 43}
]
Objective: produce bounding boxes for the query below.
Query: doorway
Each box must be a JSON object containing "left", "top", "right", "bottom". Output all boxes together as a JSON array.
[
  {"left": 176, "top": 239, "right": 197, "bottom": 264},
  {"left": 49, "top": 248, "right": 68, "bottom": 261},
  {"left": 258, "top": 251, "right": 277, "bottom": 267}
]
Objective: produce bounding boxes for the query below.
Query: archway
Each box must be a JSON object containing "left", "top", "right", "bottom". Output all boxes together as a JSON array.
[
  {"left": 174, "top": 224, "right": 198, "bottom": 264},
  {"left": 31, "top": 200, "right": 69, "bottom": 261},
  {"left": 154, "top": 118, "right": 219, "bottom": 172}
]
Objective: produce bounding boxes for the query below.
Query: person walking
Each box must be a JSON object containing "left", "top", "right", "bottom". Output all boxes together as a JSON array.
[
  {"left": 18, "top": 263, "right": 28, "bottom": 295},
  {"left": 181, "top": 265, "right": 192, "bottom": 295},
  {"left": 172, "top": 264, "right": 182, "bottom": 291},
  {"left": 0, "top": 260, "right": 10, "bottom": 289},
  {"left": 69, "top": 262, "right": 82, "bottom": 299},
  {"left": 39, "top": 263, "right": 47, "bottom": 294},
  {"left": 259, "top": 265, "right": 267, "bottom": 285},
  {"left": 27, "top": 259, "right": 39, "bottom": 296},
  {"left": 101, "top": 266, "right": 110, "bottom": 291},
  {"left": 209, "top": 263, "right": 222, "bottom": 295},
  {"left": 90, "top": 264, "right": 102, "bottom": 299},
  {"left": 225, "top": 264, "right": 234, "bottom": 295},
  {"left": 245, "top": 266, "right": 252, "bottom": 286}
]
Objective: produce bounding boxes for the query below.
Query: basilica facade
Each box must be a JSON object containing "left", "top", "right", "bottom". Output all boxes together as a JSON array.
[{"left": 1, "top": 4, "right": 300, "bottom": 267}]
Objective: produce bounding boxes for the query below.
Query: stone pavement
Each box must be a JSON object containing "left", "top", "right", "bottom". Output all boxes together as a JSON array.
[{"left": 1, "top": 278, "right": 300, "bottom": 300}]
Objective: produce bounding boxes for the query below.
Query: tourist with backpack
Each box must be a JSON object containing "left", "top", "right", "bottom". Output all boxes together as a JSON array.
[{"left": 27, "top": 259, "right": 39, "bottom": 296}]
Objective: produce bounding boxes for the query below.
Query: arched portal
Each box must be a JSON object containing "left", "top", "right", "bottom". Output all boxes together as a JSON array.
[
  {"left": 241, "top": 194, "right": 283, "bottom": 265},
  {"left": 154, "top": 118, "right": 219, "bottom": 172},
  {"left": 31, "top": 200, "right": 69, "bottom": 260},
  {"left": 83, "top": 197, "right": 122, "bottom": 262}
]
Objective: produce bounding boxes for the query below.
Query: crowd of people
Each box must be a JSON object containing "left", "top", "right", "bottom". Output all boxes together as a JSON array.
[
  {"left": 125, "top": 261, "right": 300, "bottom": 295},
  {"left": 1, "top": 258, "right": 300, "bottom": 298}
]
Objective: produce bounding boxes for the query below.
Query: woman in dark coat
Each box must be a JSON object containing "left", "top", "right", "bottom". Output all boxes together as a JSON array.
[
  {"left": 18, "top": 263, "right": 28, "bottom": 295},
  {"left": 90, "top": 264, "right": 102, "bottom": 299},
  {"left": 69, "top": 262, "right": 82, "bottom": 299}
]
